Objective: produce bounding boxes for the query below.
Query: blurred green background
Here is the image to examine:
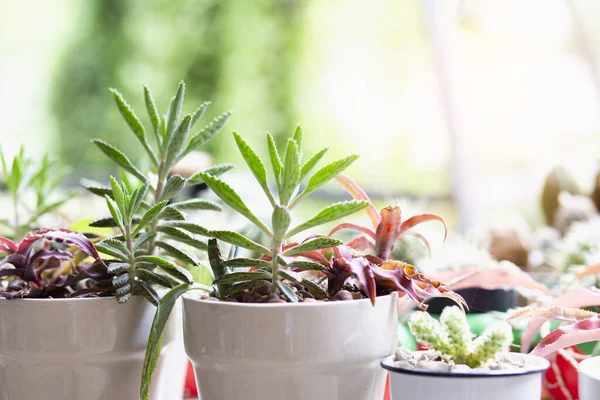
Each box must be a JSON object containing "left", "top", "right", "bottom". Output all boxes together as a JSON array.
[{"left": 4, "top": 0, "right": 600, "bottom": 233}]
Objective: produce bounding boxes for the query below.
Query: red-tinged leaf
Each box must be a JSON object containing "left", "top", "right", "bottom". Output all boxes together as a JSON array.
[
  {"left": 374, "top": 204, "right": 403, "bottom": 260},
  {"left": 328, "top": 222, "right": 376, "bottom": 238},
  {"left": 335, "top": 175, "right": 380, "bottom": 228},
  {"left": 532, "top": 317, "right": 600, "bottom": 358},
  {"left": 575, "top": 263, "right": 600, "bottom": 279},
  {"left": 346, "top": 236, "right": 375, "bottom": 252},
  {"left": 0, "top": 237, "right": 17, "bottom": 253},
  {"left": 427, "top": 267, "right": 550, "bottom": 294},
  {"left": 399, "top": 213, "right": 447, "bottom": 242},
  {"left": 516, "top": 289, "right": 600, "bottom": 352},
  {"left": 29, "top": 249, "right": 72, "bottom": 264},
  {"left": 348, "top": 258, "right": 376, "bottom": 305}
]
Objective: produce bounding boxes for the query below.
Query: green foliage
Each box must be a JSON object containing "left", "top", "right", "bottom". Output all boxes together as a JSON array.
[
  {"left": 409, "top": 306, "right": 513, "bottom": 368},
  {"left": 0, "top": 146, "right": 75, "bottom": 238},
  {"left": 201, "top": 127, "right": 367, "bottom": 299}
]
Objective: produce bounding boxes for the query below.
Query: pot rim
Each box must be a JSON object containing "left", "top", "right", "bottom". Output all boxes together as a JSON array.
[
  {"left": 579, "top": 355, "right": 600, "bottom": 381},
  {"left": 380, "top": 353, "right": 550, "bottom": 378},
  {"left": 0, "top": 295, "right": 118, "bottom": 303},
  {"left": 182, "top": 291, "right": 397, "bottom": 308}
]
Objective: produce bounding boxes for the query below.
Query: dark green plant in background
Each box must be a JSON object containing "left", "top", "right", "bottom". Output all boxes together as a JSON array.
[
  {"left": 52, "top": 0, "right": 302, "bottom": 175},
  {"left": 0, "top": 147, "right": 75, "bottom": 238}
]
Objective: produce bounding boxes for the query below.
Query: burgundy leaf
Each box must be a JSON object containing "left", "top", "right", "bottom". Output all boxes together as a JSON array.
[
  {"left": 0, "top": 237, "right": 17, "bottom": 253},
  {"left": 29, "top": 248, "right": 72, "bottom": 264},
  {"left": 374, "top": 205, "right": 403, "bottom": 259},
  {"left": 346, "top": 236, "right": 375, "bottom": 252},
  {"left": 348, "top": 258, "right": 376, "bottom": 305},
  {"left": 329, "top": 222, "right": 376, "bottom": 239}
]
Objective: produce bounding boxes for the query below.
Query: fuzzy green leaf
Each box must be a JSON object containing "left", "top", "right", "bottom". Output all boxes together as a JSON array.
[
  {"left": 283, "top": 237, "right": 343, "bottom": 256},
  {"left": 111, "top": 88, "right": 158, "bottom": 165},
  {"left": 293, "top": 125, "right": 303, "bottom": 158},
  {"left": 286, "top": 200, "right": 369, "bottom": 238},
  {"left": 89, "top": 216, "right": 140, "bottom": 228},
  {"left": 143, "top": 85, "right": 161, "bottom": 145},
  {"left": 92, "top": 139, "right": 147, "bottom": 182},
  {"left": 287, "top": 260, "right": 326, "bottom": 271},
  {"left": 301, "top": 278, "right": 327, "bottom": 299},
  {"left": 279, "top": 139, "right": 300, "bottom": 205},
  {"left": 112, "top": 273, "right": 130, "bottom": 288},
  {"left": 187, "top": 163, "right": 235, "bottom": 186},
  {"left": 133, "top": 200, "right": 169, "bottom": 235},
  {"left": 170, "top": 199, "right": 221, "bottom": 211},
  {"left": 183, "top": 111, "right": 232, "bottom": 156},
  {"left": 156, "top": 225, "right": 194, "bottom": 242},
  {"left": 299, "top": 148, "right": 328, "bottom": 181},
  {"left": 136, "top": 269, "right": 175, "bottom": 289},
  {"left": 212, "top": 271, "right": 272, "bottom": 284},
  {"left": 160, "top": 174, "right": 187, "bottom": 201},
  {"left": 161, "top": 221, "right": 211, "bottom": 236},
  {"left": 165, "top": 114, "right": 192, "bottom": 169},
  {"left": 105, "top": 196, "right": 124, "bottom": 233},
  {"left": 190, "top": 101, "right": 211, "bottom": 128},
  {"left": 272, "top": 205, "right": 291, "bottom": 241},
  {"left": 199, "top": 173, "right": 272, "bottom": 236},
  {"left": 278, "top": 269, "right": 302, "bottom": 283},
  {"left": 185, "top": 261, "right": 215, "bottom": 285},
  {"left": 266, "top": 132, "right": 283, "bottom": 189},
  {"left": 210, "top": 230, "right": 271, "bottom": 255},
  {"left": 107, "top": 262, "right": 130, "bottom": 274},
  {"left": 136, "top": 255, "right": 193, "bottom": 284},
  {"left": 155, "top": 240, "right": 199, "bottom": 266},
  {"left": 164, "top": 81, "right": 185, "bottom": 144},
  {"left": 221, "top": 258, "right": 272, "bottom": 268},
  {"left": 84, "top": 184, "right": 113, "bottom": 199},
  {"left": 133, "top": 232, "right": 157, "bottom": 252},
  {"left": 128, "top": 182, "right": 150, "bottom": 218},
  {"left": 232, "top": 131, "right": 273, "bottom": 203},
  {"left": 292, "top": 155, "right": 359, "bottom": 206},
  {"left": 158, "top": 206, "right": 185, "bottom": 221},
  {"left": 276, "top": 281, "right": 298, "bottom": 302}
]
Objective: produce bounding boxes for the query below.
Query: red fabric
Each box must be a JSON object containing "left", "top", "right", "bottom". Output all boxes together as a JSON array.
[{"left": 544, "top": 346, "right": 588, "bottom": 400}]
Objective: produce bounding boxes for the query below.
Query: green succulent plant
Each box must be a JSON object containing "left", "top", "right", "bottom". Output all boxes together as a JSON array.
[
  {"left": 409, "top": 306, "right": 513, "bottom": 368},
  {"left": 0, "top": 147, "right": 75, "bottom": 238}
]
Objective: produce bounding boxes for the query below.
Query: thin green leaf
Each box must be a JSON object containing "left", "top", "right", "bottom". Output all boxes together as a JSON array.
[
  {"left": 293, "top": 125, "right": 303, "bottom": 158},
  {"left": 160, "top": 174, "right": 187, "bottom": 201},
  {"left": 276, "top": 281, "right": 298, "bottom": 303},
  {"left": 221, "top": 258, "right": 272, "bottom": 268},
  {"left": 187, "top": 163, "right": 235, "bottom": 186},
  {"left": 266, "top": 132, "right": 283, "bottom": 190},
  {"left": 190, "top": 101, "right": 211, "bottom": 128},
  {"left": 112, "top": 273, "right": 130, "bottom": 288},
  {"left": 158, "top": 206, "right": 186, "bottom": 221},
  {"left": 291, "top": 154, "right": 359, "bottom": 207},
  {"left": 129, "top": 182, "right": 150, "bottom": 218},
  {"left": 213, "top": 271, "right": 272, "bottom": 284},
  {"left": 89, "top": 216, "right": 140, "bottom": 228},
  {"left": 136, "top": 269, "right": 175, "bottom": 289},
  {"left": 105, "top": 196, "right": 124, "bottom": 233},
  {"left": 110, "top": 88, "right": 158, "bottom": 165},
  {"left": 91, "top": 139, "right": 147, "bottom": 182},
  {"left": 286, "top": 200, "right": 369, "bottom": 238},
  {"left": 287, "top": 260, "right": 326, "bottom": 271},
  {"left": 272, "top": 205, "right": 291, "bottom": 241},
  {"left": 116, "top": 283, "right": 132, "bottom": 297},
  {"left": 162, "top": 221, "right": 211, "bottom": 236},
  {"left": 301, "top": 278, "right": 327, "bottom": 299},
  {"left": 183, "top": 111, "right": 232, "bottom": 157},
  {"left": 165, "top": 114, "right": 192, "bottom": 169},
  {"left": 136, "top": 255, "right": 193, "bottom": 284},
  {"left": 185, "top": 261, "right": 214, "bottom": 285},
  {"left": 109, "top": 176, "right": 126, "bottom": 213},
  {"left": 164, "top": 81, "right": 185, "bottom": 145},
  {"left": 140, "top": 283, "right": 211, "bottom": 400},
  {"left": 143, "top": 85, "right": 161, "bottom": 146},
  {"left": 210, "top": 230, "right": 271, "bottom": 255},
  {"left": 199, "top": 173, "right": 272, "bottom": 236},
  {"left": 279, "top": 139, "right": 300, "bottom": 205},
  {"left": 155, "top": 240, "right": 199, "bottom": 266},
  {"left": 133, "top": 232, "right": 157, "bottom": 252},
  {"left": 133, "top": 200, "right": 169, "bottom": 235},
  {"left": 170, "top": 199, "right": 221, "bottom": 211},
  {"left": 107, "top": 262, "right": 130, "bottom": 274},
  {"left": 299, "top": 148, "right": 328, "bottom": 181},
  {"left": 138, "top": 282, "right": 161, "bottom": 306},
  {"left": 207, "top": 238, "right": 229, "bottom": 298},
  {"left": 278, "top": 269, "right": 302, "bottom": 283},
  {"left": 283, "top": 237, "right": 343, "bottom": 256},
  {"left": 117, "top": 291, "right": 132, "bottom": 304},
  {"left": 101, "top": 237, "right": 131, "bottom": 257},
  {"left": 232, "top": 130, "right": 274, "bottom": 204}
]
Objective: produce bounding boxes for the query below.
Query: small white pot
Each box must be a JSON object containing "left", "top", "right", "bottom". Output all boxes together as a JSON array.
[
  {"left": 0, "top": 296, "right": 179, "bottom": 400},
  {"left": 579, "top": 355, "right": 600, "bottom": 400},
  {"left": 382, "top": 353, "right": 550, "bottom": 400},
  {"left": 183, "top": 293, "right": 398, "bottom": 400}
]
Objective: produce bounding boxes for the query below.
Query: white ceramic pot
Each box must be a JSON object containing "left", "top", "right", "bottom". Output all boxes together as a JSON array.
[
  {"left": 0, "top": 296, "right": 179, "bottom": 400},
  {"left": 382, "top": 353, "right": 550, "bottom": 400},
  {"left": 183, "top": 293, "right": 398, "bottom": 400},
  {"left": 579, "top": 355, "right": 600, "bottom": 400}
]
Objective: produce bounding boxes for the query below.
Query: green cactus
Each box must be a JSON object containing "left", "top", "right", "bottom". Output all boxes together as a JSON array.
[{"left": 408, "top": 306, "right": 513, "bottom": 368}]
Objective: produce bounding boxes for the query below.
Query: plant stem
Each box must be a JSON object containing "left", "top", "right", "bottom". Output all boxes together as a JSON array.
[
  {"left": 271, "top": 239, "right": 282, "bottom": 294},
  {"left": 124, "top": 222, "right": 136, "bottom": 289},
  {"left": 148, "top": 161, "right": 167, "bottom": 254}
]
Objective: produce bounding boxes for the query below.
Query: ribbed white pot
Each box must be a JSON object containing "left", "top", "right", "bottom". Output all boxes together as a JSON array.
[
  {"left": 0, "top": 296, "right": 181, "bottom": 400},
  {"left": 579, "top": 355, "right": 600, "bottom": 400},
  {"left": 183, "top": 293, "right": 398, "bottom": 400},
  {"left": 382, "top": 353, "right": 550, "bottom": 400}
]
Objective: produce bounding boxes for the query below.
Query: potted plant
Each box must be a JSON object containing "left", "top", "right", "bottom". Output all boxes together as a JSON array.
[
  {"left": 0, "top": 81, "right": 229, "bottom": 400},
  {"left": 140, "top": 128, "right": 464, "bottom": 400},
  {"left": 382, "top": 306, "right": 550, "bottom": 400}
]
